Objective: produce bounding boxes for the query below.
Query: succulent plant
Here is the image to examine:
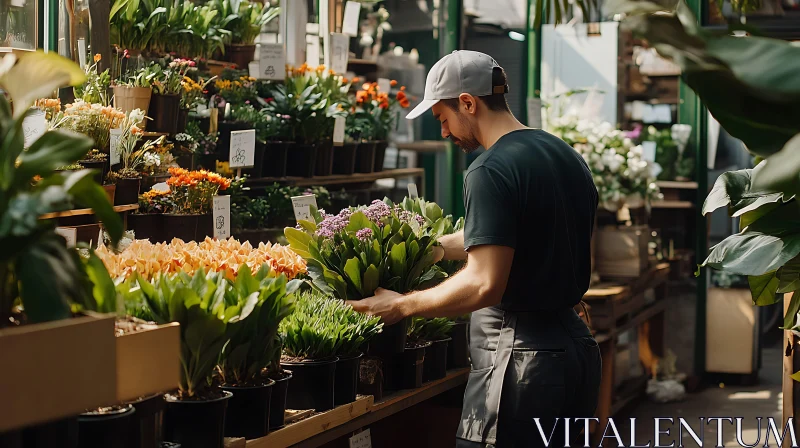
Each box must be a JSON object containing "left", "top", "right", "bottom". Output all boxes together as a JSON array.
[{"left": 407, "top": 317, "right": 455, "bottom": 343}]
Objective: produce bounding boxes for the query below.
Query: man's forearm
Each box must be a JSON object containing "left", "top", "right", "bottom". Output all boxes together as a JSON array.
[
  {"left": 398, "top": 264, "right": 499, "bottom": 319},
  {"left": 439, "top": 230, "right": 466, "bottom": 261}
]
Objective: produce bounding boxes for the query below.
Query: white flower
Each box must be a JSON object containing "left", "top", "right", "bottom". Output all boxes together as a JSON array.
[{"left": 143, "top": 152, "right": 161, "bottom": 167}]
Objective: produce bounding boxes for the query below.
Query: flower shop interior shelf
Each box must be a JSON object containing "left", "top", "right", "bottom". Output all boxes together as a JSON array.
[
  {"left": 116, "top": 322, "right": 180, "bottom": 403},
  {"left": 39, "top": 204, "right": 139, "bottom": 220},
  {"left": 0, "top": 313, "right": 117, "bottom": 433},
  {"left": 245, "top": 168, "right": 426, "bottom": 189},
  {"left": 594, "top": 225, "right": 651, "bottom": 279}
]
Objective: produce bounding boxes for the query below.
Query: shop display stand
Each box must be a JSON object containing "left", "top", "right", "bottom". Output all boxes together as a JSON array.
[{"left": 245, "top": 168, "right": 425, "bottom": 190}]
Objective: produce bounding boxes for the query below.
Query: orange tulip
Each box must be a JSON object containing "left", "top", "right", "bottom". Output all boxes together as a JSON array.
[{"left": 390, "top": 80, "right": 398, "bottom": 87}]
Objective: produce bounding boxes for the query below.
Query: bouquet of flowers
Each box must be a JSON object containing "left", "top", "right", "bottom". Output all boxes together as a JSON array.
[
  {"left": 138, "top": 188, "right": 171, "bottom": 214},
  {"left": 53, "top": 100, "right": 126, "bottom": 151},
  {"left": 215, "top": 75, "right": 258, "bottom": 107},
  {"left": 35, "top": 98, "right": 62, "bottom": 121},
  {"left": 164, "top": 167, "right": 232, "bottom": 215},
  {"left": 181, "top": 75, "right": 213, "bottom": 110},
  {"left": 351, "top": 80, "right": 409, "bottom": 141},
  {"left": 151, "top": 59, "right": 196, "bottom": 96},
  {"left": 284, "top": 199, "right": 445, "bottom": 301},
  {"left": 548, "top": 111, "right": 662, "bottom": 212}
]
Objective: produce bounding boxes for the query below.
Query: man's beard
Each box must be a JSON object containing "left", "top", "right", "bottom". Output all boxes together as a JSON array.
[{"left": 449, "top": 134, "right": 481, "bottom": 153}]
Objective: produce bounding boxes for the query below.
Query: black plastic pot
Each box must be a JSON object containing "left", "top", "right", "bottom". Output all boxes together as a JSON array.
[
  {"left": 195, "top": 153, "right": 218, "bottom": 171},
  {"left": 148, "top": 94, "right": 180, "bottom": 135},
  {"left": 373, "top": 141, "right": 389, "bottom": 172},
  {"left": 162, "top": 214, "right": 199, "bottom": 242},
  {"left": 315, "top": 140, "right": 334, "bottom": 176},
  {"left": 21, "top": 416, "right": 79, "bottom": 448},
  {"left": 332, "top": 143, "right": 358, "bottom": 175},
  {"left": 356, "top": 357, "right": 384, "bottom": 401},
  {"left": 164, "top": 391, "right": 232, "bottom": 448},
  {"left": 128, "top": 213, "right": 164, "bottom": 242},
  {"left": 222, "top": 380, "right": 275, "bottom": 439},
  {"left": 0, "top": 430, "right": 22, "bottom": 448},
  {"left": 423, "top": 338, "right": 451, "bottom": 382},
  {"left": 263, "top": 141, "right": 291, "bottom": 177},
  {"left": 80, "top": 160, "right": 107, "bottom": 184},
  {"left": 177, "top": 109, "right": 189, "bottom": 134},
  {"left": 281, "top": 357, "right": 338, "bottom": 412},
  {"left": 367, "top": 317, "right": 409, "bottom": 357},
  {"left": 217, "top": 121, "right": 251, "bottom": 162},
  {"left": 354, "top": 142, "right": 375, "bottom": 173},
  {"left": 78, "top": 405, "right": 137, "bottom": 448},
  {"left": 334, "top": 353, "right": 363, "bottom": 406},
  {"left": 447, "top": 321, "right": 471, "bottom": 369},
  {"left": 129, "top": 394, "right": 166, "bottom": 448},
  {"left": 241, "top": 141, "right": 267, "bottom": 178},
  {"left": 286, "top": 143, "right": 318, "bottom": 178},
  {"left": 399, "top": 342, "right": 431, "bottom": 389},
  {"left": 268, "top": 371, "right": 292, "bottom": 430},
  {"left": 114, "top": 177, "right": 141, "bottom": 206}
]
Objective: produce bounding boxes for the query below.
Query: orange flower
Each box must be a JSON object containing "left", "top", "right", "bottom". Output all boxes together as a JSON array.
[
  {"left": 396, "top": 91, "right": 407, "bottom": 102},
  {"left": 316, "top": 65, "right": 326, "bottom": 73},
  {"left": 356, "top": 90, "right": 368, "bottom": 103},
  {"left": 400, "top": 99, "right": 410, "bottom": 108},
  {"left": 362, "top": 83, "right": 372, "bottom": 91},
  {"left": 342, "top": 77, "right": 349, "bottom": 84},
  {"left": 400, "top": 86, "right": 406, "bottom": 91},
  {"left": 390, "top": 80, "right": 398, "bottom": 87},
  {"left": 94, "top": 54, "right": 102, "bottom": 63},
  {"left": 130, "top": 125, "right": 144, "bottom": 136}
]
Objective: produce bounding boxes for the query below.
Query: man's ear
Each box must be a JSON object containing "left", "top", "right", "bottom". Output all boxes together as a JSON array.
[{"left": 459, "top": 93, "right": 477, "bottom": 115}]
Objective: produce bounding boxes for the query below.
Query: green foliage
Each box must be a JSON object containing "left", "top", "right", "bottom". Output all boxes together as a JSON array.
[
  {"left": 407, "top": 317, "right": 455, "bottom": 343},
  {"left": 0, "top": 52, "right": 122, "bottom": 326},
  {"left": 399, "top": 197, "right": 465, "bottom": 280},
  {"left": 279, "top": 291, "right": 383, "bottom": 360},
  {"left": 209, "top": 0, "right": 280, "bottom": 45}
]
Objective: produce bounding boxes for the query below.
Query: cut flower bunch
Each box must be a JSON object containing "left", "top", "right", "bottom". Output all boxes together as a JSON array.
[{"left": 166, "top": 167, "right": 232, "bottom": 214}]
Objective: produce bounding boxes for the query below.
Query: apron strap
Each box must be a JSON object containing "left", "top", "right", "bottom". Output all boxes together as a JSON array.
[{"left": 483, "top": 310, "right": 518, "bottom": 443}]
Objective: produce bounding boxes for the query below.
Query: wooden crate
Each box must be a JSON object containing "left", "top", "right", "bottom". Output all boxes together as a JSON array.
[
  {"left": 0, "top": 314, "right": 117, "bottom": 432},
  {"left": 116, "top": 323, "right": 180, "bottom": 402},
  {"left": 595, "top": 225, "right": 650, "bottom": 278}
]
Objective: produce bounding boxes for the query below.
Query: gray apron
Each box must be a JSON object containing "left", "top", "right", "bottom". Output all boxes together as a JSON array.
[{"left": 456, "top": 306, "right": 595, "bottom": 447}]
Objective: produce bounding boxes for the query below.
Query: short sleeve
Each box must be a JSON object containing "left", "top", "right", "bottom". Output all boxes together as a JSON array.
[{"left": 463, "top": 166, "right": 517, "bottom": 250}]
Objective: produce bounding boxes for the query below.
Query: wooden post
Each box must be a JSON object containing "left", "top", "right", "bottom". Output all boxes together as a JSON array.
[{"left": 89, "top": 0, "right": 111, "bottom": 73}]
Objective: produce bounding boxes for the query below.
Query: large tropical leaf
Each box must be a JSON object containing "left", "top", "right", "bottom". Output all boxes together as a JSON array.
[
  {"left": 703, "top": 165, "right": 788, "bottom": 219},
  {"left": 0, "top": 52, "right": 86, "bottom": 118},
  {"left": 751, "top": 135, "right": 800, "bottom": 197}
]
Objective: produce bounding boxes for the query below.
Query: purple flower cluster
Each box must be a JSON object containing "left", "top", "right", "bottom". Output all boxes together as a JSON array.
[
  {"left": 363, "top": 200, "right": 391, "bottom": 225},
  {"left": 392, "top": 205, "right": 427, "bottom": 227},
  {"left": 315, "top": 208, "right": 353, "bottom": 238},
  {"left": 415, "top": 214, "right": 426, "bottom": 226},
  {"left": 356, "top": 228, "right": 374, "bottom": 241}
]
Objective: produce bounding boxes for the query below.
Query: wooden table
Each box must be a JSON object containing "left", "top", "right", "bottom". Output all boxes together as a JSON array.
[{"left": 585, "top": 264, "right": 670, "bottom": 446}]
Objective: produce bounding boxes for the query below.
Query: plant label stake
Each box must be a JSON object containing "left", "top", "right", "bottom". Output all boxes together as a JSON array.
[
  {"left": 377, "top": 78, "right": 391, "bottom": 94},
  {"left": 333, "top": 117, "right": 346, "bottom": 146},
  {"left": 330, "top": 33, "right": 350, "bottom": 75},
  {"left": 213, "top": 195, "right": 231, "bottom": 240},
  {"left": 56, "top": 227, "right": 77, "bottom": 248},
  {"left": 110, "top": 128, "right": 122, "bottom": 166},
  {"left": 229, "top": 129, "right": 256, "bottom": 175},
  {"left": 342, "top": 2, "right": 361, "bottom": 37},
  {"left": 77, "top": 38, "right": 87, "bottom": 69},
  {"left": 292, "top": 195, "right": 318, "bottom": 223},
  {"left": 349, "top": 429, "right": 372, "bottom": 448},
  {"left": 258, "top": 43, "right": 286, "bottom": 81},
  {"left": 407, "top": 183, "right": 419, "bottom": 199}
]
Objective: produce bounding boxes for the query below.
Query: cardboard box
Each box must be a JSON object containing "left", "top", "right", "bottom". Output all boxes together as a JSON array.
[
  {"left": 595, "top": 225, "right": 650, "bottom": 278},
  {"left": 0, "top": 314, "right": 117, "bottom": 432},
  {"left": 116, "top": 323, "right": 180, "bottom": 402}
]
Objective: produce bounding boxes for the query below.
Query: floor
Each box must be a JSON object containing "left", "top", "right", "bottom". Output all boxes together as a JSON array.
[{"left": 614, "top": 345, "right": 785, "bottom": 447}]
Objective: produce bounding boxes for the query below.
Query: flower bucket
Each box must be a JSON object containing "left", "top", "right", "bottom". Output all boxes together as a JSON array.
[
  {"left": 114, "top": 178, "right": 141, "bottom": 206},
  {"left": 332, "top": 143, "right": 358, "bottom": 175},
  {"left": 373, "top": 141, "right": 389, "bottom": 172},
  {"left": 286, "top": 143, "right": 318, "bottom": 178},
  {"left": 263, "top": 141, "right": 292, "bottom": 178},
  {"left": 148, "top": 94, "right": 180, "bottom": 135},
  {"left": 162, "top": 214, "right": 199, "bottom": 242},
  {"left": 128, "top": 214, "right": 164, "bottom": 243},
  {"left": 423, "top": 338, "right": 451, "bottom": 382},
  {"left": 447, "top": 321, "right": 470, "bottom": 369},
  {"left": 334, "top": 353, "right": 363, "bottom": 406},
  {"left": 281, "top": 358, "right": 338, "bottom": 412},
  {"left": 113, "top": 86, "right": 152, "bottom": 129},
  {"left": 164, "top": 391, "right": 232, "bottom": 448},
  {"left": 221, "top": 380, "right": 275, "bottom": 439},
  {"left": 355, "top": 142, "right": 376, "bottom": 174},
  {"left": 315, "top": 140, "right": 334, "bottom": 177},
  {"left": 225, "top": 44, "right": 257, "bottom": 69}
]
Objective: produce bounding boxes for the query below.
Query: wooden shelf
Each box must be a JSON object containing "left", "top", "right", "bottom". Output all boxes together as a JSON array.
[
  {"left": 656, "top": 180, "right": 698, "bottom": 190},
  {"left": 248, "top": 369, "right": 469, "bottom": 448},
  {"left": 347, "top": 58, "right": 378, "bottom": 67},
  {"left": 246, "top": 168, "right": 425, "bottom": 188},
  {"left": 651, "top": 200, "right": 694, "bottom": 209},
  {"left": 395, "top": 141, "right": 448, "bottom": 153},
  {"left": 40, "top": 204, "right": 138, "bottom": 220}
]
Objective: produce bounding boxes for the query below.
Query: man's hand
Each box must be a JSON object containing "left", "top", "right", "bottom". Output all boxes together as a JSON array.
[{"left": 346, "top": 288, "right": 406, "bottom": 325}]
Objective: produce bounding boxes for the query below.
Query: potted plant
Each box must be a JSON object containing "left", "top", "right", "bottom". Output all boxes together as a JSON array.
[
  {"left": 112, "top": 52, "right": 157, "bottom": 126},
  {"left": 51, "top": 100, "right": 126, "bottom": 155},
  {"left": 162, "top": 167, "right": 232, "bottom": 241},
  {"left": 129, "top": 188, "right": 170, "bottom": 242},
  {"left": 77, "top": 405, "right": 137, "bottom": 447},
  {"left": 308, "top": 68, "right": 350, "bottom": 177},
  {"left": 132, "top": 268, "right": 252, "bottom": 448},
  {"left": 218, "top": 264, "right": 299, "bottom": 439},
  {"left": 448, "top": 314, "right": 471, "bottom": 370},
  {"left": 279, "top": 291, "right": 342, "bottom": 412},
  {"left": 185, "top": 120, "right": 220, "bottom": 170},
  {"left": 180, "top": 75, "right": 214, "bottom": 134},
  {"left": 266, "top": 335, "right": 291, "bottom": 430},
  {"left": 106, "top": 109, "right": 150, "bottom": 205},
  {"left": 73, "top": 53, "right": 112, "bottom": 107},
  {"left": 225, "top": 177, "right": 272, "bottom": 244},
  {"left": 332, "top": 294, "right": 383, "bottom": 406},
  {"left": 140, "top": 136, "right": 179, "bottom": 191},
  {"left": 213, "top": 0, "right": 280, "bottom": 69},
  {"left": 148, "top": 59, "right": 196, "bottom": 134},
  {"left": 411, "top": 317, "right": 455, "bottom": 382},
  {"left": 228, "top": 104, "right": 267, "bottom": 177},
  {"left": 352, "top": 80, "right": 410, "bottom": 171},
  {"left": 264, "top": 183, "right": 301, "bottom": 229},
  {"left": 214, "top": 74, "right": 259, "bottom": 160}
]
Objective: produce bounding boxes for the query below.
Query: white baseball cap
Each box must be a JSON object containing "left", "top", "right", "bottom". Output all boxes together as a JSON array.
[{"left": 406, "top": 50, "right": 506, "bottom": 120}]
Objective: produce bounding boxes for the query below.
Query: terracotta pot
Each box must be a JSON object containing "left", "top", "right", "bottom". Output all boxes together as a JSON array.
[
  {"left": 113, "top": 86, "right": 152, "bottom": 130},
  {"left": 103, "top": 185, "right": 116, "bottom": 204},
  {"left": 225, "top": 44, "right": 256, "bottom": 69},
  {"left": 147, "top": 94, "right": 180, "bottom": 135}
]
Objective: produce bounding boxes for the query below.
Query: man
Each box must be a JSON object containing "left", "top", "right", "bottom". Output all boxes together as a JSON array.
[{"left": 348, "top": 51, "right": 601, "bottom": 447}]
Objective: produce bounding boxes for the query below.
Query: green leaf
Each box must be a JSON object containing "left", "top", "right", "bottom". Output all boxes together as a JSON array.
[
  {"left": 284, "top": 227, "right": 312, "bottom": 258},
  {"left": 751, "top": 135, "right": 800, "bottom": 197},
  {"left": 777, "top": 258, "right": 800, "bottom": 294},
  {"left": 17, "top": 131, "right": 94, "bottom": 183},
  {"left": 784, "top": 292, "right": 800, "bottom": 330},
  {"left": 344, "top": 257, "right": 363, "bottom": 295},
  {"left": 0, "top": 51, "right": 87, "bottom": 117},
  {"left": 703, "top": 166, "right": 786, "bottom": 218},
  {"left": 65, "top": 170, "right": 123, "bottom": 246},
  {"left": 16, "top": 234, "right": 80, "bottom": 323},
  {"left": 346, "top": 212, "right": 373, "bottom": 233},
  {"left": 389, "top": 242, "right": 407, "bottom": 280},
  {"left": 85, "top": 250, "right": 119, "bottom": 314},
  {"left": 748, "top": 272, "right": 781, "bottom": 306},
  {"left": 362, "top": 264, "right": 380, "bottom": 297}
]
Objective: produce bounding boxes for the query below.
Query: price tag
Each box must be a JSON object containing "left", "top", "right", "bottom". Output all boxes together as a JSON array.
[
  {"left": 213, "top": 195, "right": 231, "bottom": 239},
  {"left": 333, "top": 117, "right": 346, "bottom": 146},
  {"left": 78, "top": 38, "right": 87, "bottom": 69},
  {"left": 330, "top": 33, "right": 350, "bottom": 74},
  {"left": 306, "top": 36, "right": 321, "bottom": 68},
  {"left": 408, "top": 183, "right": 419, "bottom": 199},
  {"left": 349, "top": 429, "right": 372, "bottom": 448},
  {"left": 377, "top": 78, "right": 391, "bottom": 93},
  {"left": 110, "top": 128, "right": 122, "bottom": 166},
  {"left": 22, "top": 108, "right": 47, "bottom": 148},
  {"left": 229, "top": 129, "right": 256, "bottom": 169},
  {"left": 641, "top": 141, "right": 657, "bottom": 163},
  {"left": 526, "top": 97, "right": 542, "bottom": 129},
  {"left": 292, "top": 195, "right": 318, "bottom": 222},
  {"left": 56, "top": 227, "right": 78, "bottom": 247},
  {"left": 342, "top": 1, "right": 362, "bottom": 37},
  {"left": 258, "top": 43, "right": 286, "bottom": 81}
]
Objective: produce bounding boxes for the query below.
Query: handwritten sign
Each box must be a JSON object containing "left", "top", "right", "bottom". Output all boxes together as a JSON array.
[
  {"left": 408, "top": 183, "right": 419, "bottom": 199},
  {"left": 22, "top": 109, "right": 47, "bottom": 148},
  {"left": 349, "top": 429, "right": 372, "bottom": 448},
  {"left": 330, "top": 33, "right": 350, "bottom": 74},
  {"left": 292, "top": 195, "right": 318, "bottom": 222},
  {"left": 258, "top": 43, "right": 286, "bottom": 81},
  {"left": 342, "top": 1, "right": 362, "bottom": 37},
  {"left": 110, "top": 128, "right": 122, "bottom": 165},
  {"left": 229, "top": 129, "right": 256, "bottom": 169},
  {"left": 56, "top": 227, "right": 78, "bottom": 247},
  {"left": 333, "top": 117, "right": 346, "bottom": 146},
  {"left": 213, "top": 195, "right": 231, "bottom": 239},
  {"left": 377, "top": 78, "right": 391, "bottom": 94}
]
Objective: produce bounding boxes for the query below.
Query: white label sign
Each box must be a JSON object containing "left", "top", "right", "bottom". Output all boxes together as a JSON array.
[
  {"left": 23, "top": 109, "right": 47, "bottom": 148},
  {"left": 408, "top": 183, "right": 419, "bottom": 199},
  {"left": 526, "top": 98, "right": 542, "bottom": 129},
  {"left": 229, "top": 129, "right": 256, "bottom": 168},
  {"left": 330, "top": 33, "right": 350, "bottom": 75},
  {"left": 377, "top": 78, "right": 391, "bottom": 94},
  {"left": 110, "top": 128, "right": 122, "bottom": 165},
  {"left": 342, "top": 1, "right": 362, "bottom": 37},
  {"left": 78, "top": 38, "right": 87, "bottom": 69},
  {"left": 641, "top": 141, "right": 657, "bottom": 163},
  {"left": 349, "top": 429, "right": 372, "bottom": 448},
  {"left": 333, "top": 117, "right": 346, "bottom": 146},
  {"left": 56, "top": 227, "right": 78, "bottom": 247},
  {"left": 292, "top": 195, "right": 318, "bottom": 222},
  {"left": 213, "top": 195, "right": 231, "bottom": 239},
  {"left": 258, "top": 43, "right": 286, "bottom": 81}
]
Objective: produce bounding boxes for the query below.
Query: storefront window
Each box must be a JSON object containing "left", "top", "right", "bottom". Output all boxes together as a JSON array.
[{"left": 0, "top": 0, "right": 37, "bottom": 51}]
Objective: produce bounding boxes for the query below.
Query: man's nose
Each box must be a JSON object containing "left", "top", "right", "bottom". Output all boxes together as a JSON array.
[{"left": 441, "top": 126, "right": 450, "bottom": 139}]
